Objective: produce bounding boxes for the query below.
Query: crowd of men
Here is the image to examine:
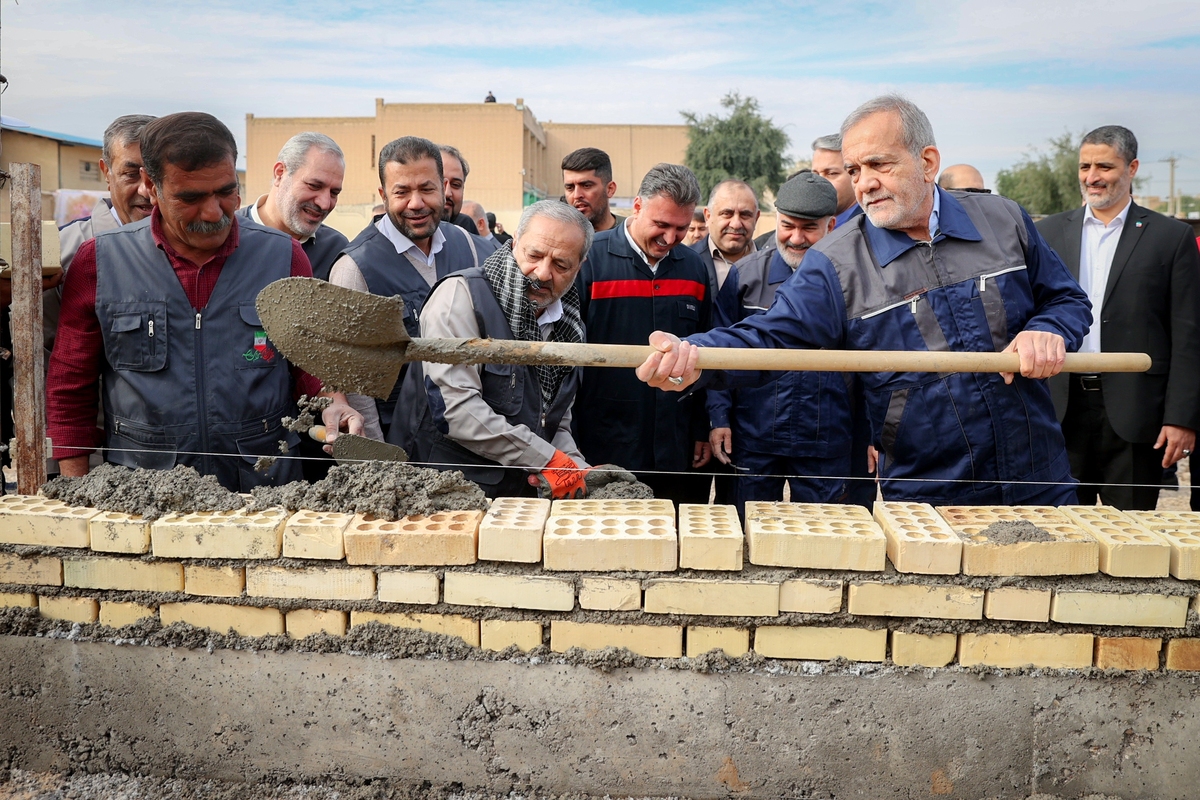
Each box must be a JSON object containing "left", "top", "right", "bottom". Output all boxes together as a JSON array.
[{"left": 7, "top": 94, "right": 1199, "bottom": 515}]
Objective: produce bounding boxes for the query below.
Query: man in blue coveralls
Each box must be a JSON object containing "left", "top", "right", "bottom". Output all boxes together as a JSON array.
[{"left": 635, "top": 95, "right": 1092, "bottom": 506}]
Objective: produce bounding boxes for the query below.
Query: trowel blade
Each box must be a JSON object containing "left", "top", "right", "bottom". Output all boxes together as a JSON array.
[
  {"left": 256, "top": 277, "right": 412, "bottom": 398},
  {"left": 331, "top": 433, "right": 409, "bottom": 465}
]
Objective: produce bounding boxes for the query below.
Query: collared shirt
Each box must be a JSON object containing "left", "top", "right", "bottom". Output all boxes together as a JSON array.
[
  {"left": 622, "top": 217, "right": 657, "bottom": 272},
  {"left": 109, "top": 203, "right": 121, "bottom": 226},
  {"left": 710, "top": 239, "right": 755, "bottom": 289},
  {"left": 927, "top": 188, "right": 941, "bottom": 240},
  {"left": 1077, "top": 197, "right": 1132, "bottom": 353},
  {"left": 376, "top": 213, "right": 446, "bottom": 285},
  {"left": 249, "top": 193, "right": 314, "bottom": 244},
  {"left": 537, "top": 298, "right": 564, "bottom": 340}
]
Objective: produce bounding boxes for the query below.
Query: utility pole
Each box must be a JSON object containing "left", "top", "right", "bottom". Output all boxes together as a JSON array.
[{"left": 1160, "top": 154, "right": 1179, "bottom": 216}]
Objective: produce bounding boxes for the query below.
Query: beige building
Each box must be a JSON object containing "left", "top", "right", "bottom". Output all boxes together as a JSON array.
[
  {"left": 245, "top": 99, "right": 689, "bottom": 238},
  {"left": 0, "top": 125, "right": 106, "bottom": 222}
]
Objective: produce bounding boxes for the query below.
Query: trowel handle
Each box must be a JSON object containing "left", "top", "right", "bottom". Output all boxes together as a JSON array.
[{"left": 307, "top": 426, "right": 328, "bottom": 443}]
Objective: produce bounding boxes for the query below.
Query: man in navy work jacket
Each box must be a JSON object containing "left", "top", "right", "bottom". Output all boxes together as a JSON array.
[
  {"left": 636, "top": 96, "right": 1092, "bottom": 507},
  {"left": 573, "top": 163, "right": 714, "bottom": 504}
]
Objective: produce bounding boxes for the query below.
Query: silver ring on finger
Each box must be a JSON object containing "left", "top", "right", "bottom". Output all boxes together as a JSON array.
[
  {"left": 668, "top": 376, "right": 684, "bottom": 385},
  {"left": 1184, "top": 449, "right": 1192, "bottom": 456}
]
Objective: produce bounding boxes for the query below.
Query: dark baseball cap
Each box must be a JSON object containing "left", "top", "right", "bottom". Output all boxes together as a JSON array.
[{"left": 775, "top": 171, "right": 838, "bottom": 220}]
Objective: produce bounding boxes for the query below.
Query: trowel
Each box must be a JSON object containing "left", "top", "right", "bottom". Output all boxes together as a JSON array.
[
  {"left": 256, "top": 277, "right": 1151, "bottom": 399},
  {"left": 307, "top": 426, "right": 408, "bottom": 464}
]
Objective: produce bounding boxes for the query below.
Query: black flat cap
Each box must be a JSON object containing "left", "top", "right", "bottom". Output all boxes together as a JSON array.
[{"left": 775, "top": 171, "right": 838, "bottom": 220}]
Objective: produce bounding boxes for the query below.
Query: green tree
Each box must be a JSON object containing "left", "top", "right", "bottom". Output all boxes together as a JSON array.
[
  {"left": 995, "top": 132, "right": 1082, "bottom": 215},
  {"left": 682, "top": 93, "right": 789, "bottom": 202}
]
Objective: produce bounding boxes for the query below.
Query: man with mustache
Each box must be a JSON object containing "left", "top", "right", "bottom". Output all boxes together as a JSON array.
[
  {"left": 1038, "top": 125, "right": 1200, "bottom": 510},
  {"left": 693, "top": 179, "right": 759, "bottom": 320},
  {"left": 237, "top": 132, "right": 349, "bottom": 282},
  {"left": 562, "top": 147, "right": 622, "bottom": 233},
  {"left": 706, "top": 171, "right": 852, "bottom": 512},
  {"left": 330, "top": 136, "right": 487, "bottom": 440},
  {"left": 47, "top": 112, "right": 363, "bottom": 491},
  {"left": 573, "top": 163, "right": 714, "bottom": 504},
  {"left": 636, "top": 96, "right": 1091, "bottom": 507}
]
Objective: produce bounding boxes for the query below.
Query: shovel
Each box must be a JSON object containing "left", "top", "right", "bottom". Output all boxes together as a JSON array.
[{"left": 256, "top": 277, "right": 1151, "bottom": 399}]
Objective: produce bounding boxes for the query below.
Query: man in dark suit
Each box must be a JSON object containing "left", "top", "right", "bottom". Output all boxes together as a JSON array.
[{"left": 1037, "top": 125, "right": 1200, "bottom": 510}]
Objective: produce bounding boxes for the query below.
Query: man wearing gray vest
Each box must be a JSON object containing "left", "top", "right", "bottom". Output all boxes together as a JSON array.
[
  {"left": 394, "top": 201, "right": 628, "bottom": 498},
  {"left": 47, "top": 112, "right": 362, "bottom": 491},
  {"left": 329, "top": 136, "right": 487, "bottom": 440}
]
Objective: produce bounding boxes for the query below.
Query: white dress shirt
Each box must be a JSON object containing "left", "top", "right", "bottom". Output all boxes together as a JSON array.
[
  {"left": 623, "top": 218, "right": 657, "bottom": 272},
  {"left": 1077, "top": 198, "right": 1132, "bottom": 354},
  {"left": 376, "top": 214, "right": 446, "bottom": 287}
]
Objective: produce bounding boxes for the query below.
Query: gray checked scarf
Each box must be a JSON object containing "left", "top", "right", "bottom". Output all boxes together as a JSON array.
[{"left": 480, "top": 242, "right": 585, "bottom": 414}]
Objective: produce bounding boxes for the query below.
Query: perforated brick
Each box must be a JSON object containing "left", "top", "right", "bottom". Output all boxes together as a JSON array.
[
  {"left": 984, "top": 587, "right": 1051, "bottom": 622},
  {"left": 444, "top": 572, "right": 574, "bottom": 611},
  {"left": 160, "top": 602, "right": 284, "bottom": 637},
  {"left": 64, "top": 556, "right": 184, "bottom": 593},
  {"left": 344, "top": 511, "right": 481, "bottom": 566},
  {"left": 848, "top": 583, "right": 983, "bottom": 619},
  {"left": 89, "top": 511, "right": 151, "bottom": 554},
  {"left": 578, "top": 577, "right": 641, "bottom": 610},
  {"left": 643, "top": 578, "right": 778, "bottom": 617},
  {"left": 0, "top": 495, "right": 98, "bottom": 548},
  {"left": 349, "top": 610, "right": 480, "bottom": 646},
  {"left": 778, "top": 579, "right": 842, "bottom": 613},
  {"left": 377, "top": 571, "right": 440, "bottom": 604},
  {"left": 1125, "top": 511, "right": 1200, "bottom": 580},
  {"left": 478, "top": 498, "right": 550, "bottom": 563},
  {"left": 937, "top": 506, "right": 1098, "bottom": 576},
  {"left": 550, "top": 620, "right": 682, "bottom": 658},
  {"left": 151, "top": 508, "right": 287, "bottom": 559},
  {"left": 891, "top": 632, "right": 957, "bottom": 667},
  {"left": 184, "top": 565, "right": 245, "bottom": 597},
  {"left": 677, "top": 503, "right": 743, "bottom": 571},
  {"left": 246, "top": 565, "right": 375, "bottom": 601},
  {"left": 542, "top": 514, "right": 677, "bottom": 572},
  {"left": 754, "top": 626, "right": 886, "bottom": 662},
  {"left": 481, "top": 619, "right": 543, "bottom": 652},
  {"left": 282, "top": 510, "right": 352, "bottom": 560},
  {"left": 687, "top": 626, "right": 749, "bottom": 657},
  {"left": 0, "top": 553, "right": 62, "bottom": 586},
  {"left": 38, "top": 595, "right": 98, "bottom": 623},
  {"left": 99, "top": 601, "right": 156, "bottom": 628},
  {"left": 959, "top": 632, "right": 1092, "bottom": 669},
  {"left": 744, "top": 502, "right": 874, "bottom": 524},
  {"left": 1095, "top": 637, "right": 1161, "bottom": 670},
  {"left": 551, "top": 498, "right": 674, "bottom": 518},
  {"left": 745, "top": 516, "right": 886, "bottom": 571},
  {"left": 1059, "top": 506, "right": 1170, "bottom": 577},
  {"left": 873, "top": 502, "right": 962, "bottom": 574},
  {"left": 1050, "top": 591, "right": 1187, "bottom": 628},
  {"left": 287, "top": 609, "right": 347, "bottom": 638}
]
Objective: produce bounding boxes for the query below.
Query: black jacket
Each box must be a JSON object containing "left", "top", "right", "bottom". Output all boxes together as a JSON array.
[{"left": 1037, "top": 202, "right": 1200, "bottom": 441}]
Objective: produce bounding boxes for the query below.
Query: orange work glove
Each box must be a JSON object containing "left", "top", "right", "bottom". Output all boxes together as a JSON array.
[{"left": 530, "top": 449, "right": 587, "bottom": 499}]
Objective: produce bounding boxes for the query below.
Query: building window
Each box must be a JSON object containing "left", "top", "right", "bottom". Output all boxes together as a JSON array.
[{"left": 79, "top": 161, "right": 101, "bottom": 182}]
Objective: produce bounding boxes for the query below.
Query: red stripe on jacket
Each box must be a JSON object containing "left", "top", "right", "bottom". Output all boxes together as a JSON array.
[{"left": 590, "top": 278, "right": 706, "bottom": 301}]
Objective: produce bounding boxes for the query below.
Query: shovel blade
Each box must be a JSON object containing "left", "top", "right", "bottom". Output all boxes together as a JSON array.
[{"left": 256, "top": 277, "right": 411, "bottom": 398}]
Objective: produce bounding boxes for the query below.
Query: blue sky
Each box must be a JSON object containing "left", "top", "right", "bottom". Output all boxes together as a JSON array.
[{"left": 3, "top": 0, "right": 1199, "bottom": 196}]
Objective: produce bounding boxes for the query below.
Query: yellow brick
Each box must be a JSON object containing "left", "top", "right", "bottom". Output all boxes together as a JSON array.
[
  {"left": 550, "top": 620, "right": 682, "bottom": 658},
  {"left": 959, "top": 633, "right": 1093, "bottom": 668},
  {"left": 478, "top": 498, "right": 550, "bottom": 563},
  {"left": 847, "top": 583, "right": 983, "bottom": 620},
  {"left": 746, "top": 516, "right": 886, "bottom": 571},
  {"left": 1166, "top": 638, "right": 1200, "bottom": 670},
  {"left": 344, "top": 511, "right": 480, "bottom": 566},
  {"left": 1126, "top": 511, "right": 1200, "bottom": 580},
  {"left": 184, "top": 565, "right": 245, "bottom": 597},
  {"left": 377, "top": 571, "right": 440, "bottom": 604},
  {"left": 38, "top": 595, "right": 98, "bottom": 623},
  {"left": 89, "top": 511, "right": 151, "bottom": 554},
  {"left": 778, "top": 579, "right": 842, "bottom": 613},
  {"left": 1095, "top": 637, "right": 1161, "bottom": 670},
  {"left": 551, "top": 498, "right": 674, "bottom": 517},
  {"left": 481, "top": 619, "right": 543, "bottom": 651},
  {"left": 984, "top": 587, "right": 1051, "bottom": 622},
  {"left": 99, "top": 601, "right": 156, "bottom": 628},
  {"left": 0, "top": 495, "right": 98, "bottom": 547},
  {"left": 350, "top": 610, "right": 480, "bottom": 646},
  {"left": 578, "top": 577, "right": 641, "bottom": 610},
  {"left": 1060, "top": 506, "right": 1171, "bottom": 577},
  {"left": 744, "top": 502, "right": 874, "bottom": 523},
  {"left": 543, "top": 514, "right": 677, "bottom": 572},
  {"left": 643, "top": 579, "right": 778, "bottom": 617},
  {"left": 891, "top": 632, "right": 957, "bottom": 667},
  {"left": 160, "top": 602, "right": 284, "bottom": 637},
  {"left": 686, "top": 626, "right": 749, "bottom": 657},
  {"left": 754, "top": 626, "right": 887, "bottom": 662},
  {"left": 63, "top": 557, "right": 184, "bottom": 593},
  {"left": 0, "top": 592, "right": 37, "bottom": 607},
  {"left": 151, "top": 509, "right": 287, "bottom": 559},
  {"left": 938, "top": 506, "right": 1099, "bottom": 576},
  {"left": 286, "top": 608, "right": 347, "bottom": 638},
  {"left": 443, "top": 572, "right": 574, "bottom": 611},
  {"left": 246, "top": 565, "right": 375, "bottom": 600},
  {"left": 873, "top": 502, "right": 962, "bottom": 574},
  {"left": 0, "top": 552, "right": 62, "bottom": 586},
  {"left": 678, "top": 504, "right": 743, "bottom": 571},
  {"left": 1050, "top": 591, "right": 1187, "bottom": 628},
  {"left": 282, "top": 510, "right": 352, "bottom": 560}
]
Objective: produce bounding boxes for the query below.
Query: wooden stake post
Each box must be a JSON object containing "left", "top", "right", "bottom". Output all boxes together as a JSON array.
[{"left": 10, "top": 164, "right": 47, "bottom": 494}]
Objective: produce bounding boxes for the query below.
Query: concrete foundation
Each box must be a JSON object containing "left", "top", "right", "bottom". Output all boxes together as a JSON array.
[{"left": 1, "top": 636, "right": 1198, "bottom": 798}]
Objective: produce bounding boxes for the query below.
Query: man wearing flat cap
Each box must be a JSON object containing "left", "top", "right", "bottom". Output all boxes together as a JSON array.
[{"left": 706, "top": 171, "right": 854, "bottom": 511}]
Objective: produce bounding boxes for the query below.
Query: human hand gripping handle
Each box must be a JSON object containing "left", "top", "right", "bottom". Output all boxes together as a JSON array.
[
  {"left": 635, "top": 331, "right": 702, "bottom": 391},
  {"left": 999, "top": 331, "right": 1066, "bottom": 385},
  {"left": 319, "top": 392, "right": 365, "bottom": 454}
]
